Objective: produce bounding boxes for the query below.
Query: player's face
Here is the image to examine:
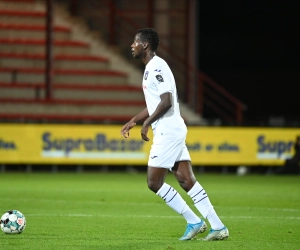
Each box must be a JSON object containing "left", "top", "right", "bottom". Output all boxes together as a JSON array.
[{"left": 131, "top": 34, "right": 144, "bottom": 59}]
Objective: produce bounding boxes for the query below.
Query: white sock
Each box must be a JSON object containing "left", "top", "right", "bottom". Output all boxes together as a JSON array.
[
  {"left": 188, "top": 182, "right": 224, "bottom": 230},
  {"left": 156, "top": 183, "right": 201, "bottom": 224},
  {"left": 206, "top": 208, "right": 225, "bottom": 230}
]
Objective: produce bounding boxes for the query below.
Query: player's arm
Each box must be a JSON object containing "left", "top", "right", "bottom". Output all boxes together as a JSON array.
[
  {"left": 141, "top": 92, "right": 172, "bottom": 141},
  {"left": 120, "top": 107, "right": 149, "bottom": 139}
]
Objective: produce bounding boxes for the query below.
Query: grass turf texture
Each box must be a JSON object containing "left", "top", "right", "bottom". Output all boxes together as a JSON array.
[{"left": 0, "top": 172, "right": 299, "bottom": 250}]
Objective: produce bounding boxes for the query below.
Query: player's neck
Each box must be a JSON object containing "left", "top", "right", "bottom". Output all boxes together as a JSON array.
[{"left": 143, "top": 51, "right": 156, "bottom": 65}]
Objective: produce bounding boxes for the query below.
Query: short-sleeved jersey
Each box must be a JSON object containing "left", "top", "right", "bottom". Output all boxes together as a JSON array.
[{"left": 142, "top": 55, "right": 187, "bottom": 140}]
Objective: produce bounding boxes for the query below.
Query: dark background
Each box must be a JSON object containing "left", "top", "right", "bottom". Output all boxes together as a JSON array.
[{"left": 198, "top": 0, "right": 300, "bottom": 123}]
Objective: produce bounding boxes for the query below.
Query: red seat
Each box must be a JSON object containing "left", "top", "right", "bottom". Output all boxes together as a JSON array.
[
  {"left": 0, "top": 38, "right": 89, "bottom": 47},
  {"left": 0, "top": 52, "right": 109, "bottom": 62},
  {"left": 0, "top": 98, "right": 144, "bottom": 106},
  {"left": 0, "top": 23, "right": 70, "bottom": 32},
  {"left": 0, "top": 9, "right": 45, "bottom": 17},
  {"left": 0, "top": 0, "right": 35, "bottom": 2},
  {"left": 0, "top": 82, "right": 140, "bottom": 91},
  {"left": 0, "top": 67, "right": 127, "bottom": 77},
  {"left": 0, "top": 113, "right": 133, "bottom": 122}
]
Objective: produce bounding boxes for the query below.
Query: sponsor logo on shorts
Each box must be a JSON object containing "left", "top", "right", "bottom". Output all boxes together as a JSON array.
[{"left": 151, "top": 156, "right": 158, "bottom": 159}]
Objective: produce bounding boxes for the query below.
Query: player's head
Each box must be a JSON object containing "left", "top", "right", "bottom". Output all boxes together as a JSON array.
[
  {"left": 137, "top": 28, "right": 159, "bottom": 52},
  {"left": 131, "top": 28, "right": 159, "bottom": 59}
]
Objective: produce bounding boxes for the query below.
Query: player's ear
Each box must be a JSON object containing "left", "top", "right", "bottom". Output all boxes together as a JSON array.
[{"left": 143, "top": 42, "right": 149, "bottom": 50}]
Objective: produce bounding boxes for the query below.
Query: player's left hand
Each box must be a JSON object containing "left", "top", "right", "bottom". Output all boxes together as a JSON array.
[{"left": 141, "top": 125, "right": 150, "bottom": 141}]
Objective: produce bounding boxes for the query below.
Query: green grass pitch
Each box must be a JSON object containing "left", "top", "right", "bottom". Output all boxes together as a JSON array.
[{"left": 0, "top": 172, "right": 299, "bottom": 250}]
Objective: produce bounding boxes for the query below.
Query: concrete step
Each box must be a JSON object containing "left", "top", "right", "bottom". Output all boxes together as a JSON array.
[
  {"left": 0, "top": 68, "right": 128, "bottom": 85},
  {"left": 0, "top": 83, "right": 144, "bottom": 101},
  {"left": 0, "top": 38, "right": 90, "bottom": 55},
  {"left": 0, "top": 9, "right": 46, "bottom": 26},
  {"left": 0, "top": 83, "right": 205, "bottom": 125},
  {"left": 0, "top": 0, "right": 42, "bottom": 12},
  {"left": 0, "top": 23, "right": 71, "bottom": 40},
  {"left": 52, "top": 86, "right": 143, "bottom": 102},
  {"left": 0, "top": 99, "right": 144, "bottom": 117},
  {"left": 0, "top": 85, "right": 39, "bottom": 99},
  {"left": 0, "top": 113, "right": 133, "bottom": 123},
  {"left": 0, "top": 53, "right": 110, "bottom": 70}
]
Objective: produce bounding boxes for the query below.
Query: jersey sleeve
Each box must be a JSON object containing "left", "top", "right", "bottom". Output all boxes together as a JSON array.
[{"left": 153, "top": 69, "right": 172, "bottom": 96}]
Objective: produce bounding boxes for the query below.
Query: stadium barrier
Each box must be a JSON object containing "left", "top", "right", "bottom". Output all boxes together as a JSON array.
[{"left": 0, "top": 124, "right": 299, "bottom": 166}]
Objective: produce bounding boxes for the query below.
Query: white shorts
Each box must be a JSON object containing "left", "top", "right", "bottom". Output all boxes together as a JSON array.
[{"left": 148, "top": 138, "right": 191, "bottom": 169}]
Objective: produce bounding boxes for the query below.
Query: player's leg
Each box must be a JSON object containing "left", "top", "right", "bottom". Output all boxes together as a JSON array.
[
  {"left": 148, "top": 166, "right": 204, "bottom": 240},
  {"left": 171, "top": 160, "right": 196, "bottom": 192},
  {"left": 147, "top": 139, "right": 203, "bottom": 240},
  {"left": 146, "top": 166, "right": 168, "bottom": 193},
  {"left": 147, "top": 166, "right": 198, "bottom": 217},
  {"left": 172, "top": 147, "right": 229, "bottom": 240}
]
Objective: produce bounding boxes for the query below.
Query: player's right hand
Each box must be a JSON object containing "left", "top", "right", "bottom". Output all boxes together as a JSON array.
[{"left": 120, "top": 121, "right": 136, "bottom": 139}]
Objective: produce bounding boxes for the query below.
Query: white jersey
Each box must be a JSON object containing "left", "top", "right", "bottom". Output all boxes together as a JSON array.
[{"left": 142, "top": 55, "right": 187, "bottom": 140}]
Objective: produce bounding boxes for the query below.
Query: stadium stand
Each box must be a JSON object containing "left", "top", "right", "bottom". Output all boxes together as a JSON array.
[
  {"left": 0, "top": 0, "right": 144, "bottom": 123},
  {"left": 0, "top": 0, "right": 204, "bottom": 124}
]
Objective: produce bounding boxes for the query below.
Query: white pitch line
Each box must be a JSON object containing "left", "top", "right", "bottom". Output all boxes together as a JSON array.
[
  {"left": 221, "top": 206, "right": 300, "bottom": 212},
  {"left": 24, "top": 214, "right": 300, "bottom": 220},
  {"left": 1, "top": 198, "right": 300, "bottom": 213}
]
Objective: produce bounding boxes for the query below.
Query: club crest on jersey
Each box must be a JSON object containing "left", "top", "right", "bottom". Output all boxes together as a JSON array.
[
  {"left": 144, "top": 71, "right": 149, "bottom": 80},
  {"left": 155, "top": 74, "right": 164, "bottom": 83}
]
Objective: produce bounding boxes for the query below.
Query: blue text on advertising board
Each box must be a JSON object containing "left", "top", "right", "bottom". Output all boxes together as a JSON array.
[{"left": 42, "top": 132, "right": 145, "bottom": 154}]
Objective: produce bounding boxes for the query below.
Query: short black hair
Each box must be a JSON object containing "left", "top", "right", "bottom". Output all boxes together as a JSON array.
[{"left": 137, "top": 28, "right": 159, "bottom": 52}]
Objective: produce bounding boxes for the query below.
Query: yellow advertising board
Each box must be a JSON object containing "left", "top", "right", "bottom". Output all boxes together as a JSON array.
[
  {"left": 0, "top": 124, "right": 299, "bottom": 165},
  {"left": 187, "top": 127, "right": 299, "bottom": 165}
]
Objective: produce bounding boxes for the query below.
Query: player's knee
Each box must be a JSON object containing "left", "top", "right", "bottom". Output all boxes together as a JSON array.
[
  {"left": 175, "top": 175, "right": 196, "bottom": 191},
  {"left": 147, "top": 179, "right": 163, "bottom": 193},
  {"left": 179, "top": 181, "right": 194, "bottom": 192}
]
